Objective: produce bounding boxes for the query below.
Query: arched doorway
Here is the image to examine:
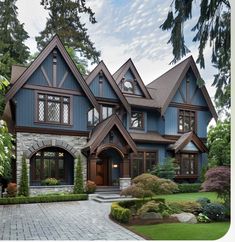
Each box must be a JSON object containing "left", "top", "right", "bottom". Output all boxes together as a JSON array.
[
  {"left": 95, "top": 147, "right": 123, "bottom": 186},
  {"left": 30, "top": 147, "right": 74, "bottom": 186}
]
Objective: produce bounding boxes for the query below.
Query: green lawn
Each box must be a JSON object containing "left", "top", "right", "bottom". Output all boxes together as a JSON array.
[
  {"left": 130, "top": 222, "right": 230, "bottom": 240},
  {"left": 154, "top": 192, "right": 220, "bottom": 202}
]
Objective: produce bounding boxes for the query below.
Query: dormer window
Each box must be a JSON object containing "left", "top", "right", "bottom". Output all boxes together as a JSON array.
[
  {"left": 88, "top": 108, "right": 99, "bottom": 127},
  {"left": 37, "top": 92, "right": 71, "bottom": 125},
  {"left": 123, "top": 80, "right": 134, "bottom": 93}
]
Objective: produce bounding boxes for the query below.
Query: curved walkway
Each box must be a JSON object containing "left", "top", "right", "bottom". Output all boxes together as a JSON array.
[{"left": 0, "top": 200, "right": 143, "bottom": 240}]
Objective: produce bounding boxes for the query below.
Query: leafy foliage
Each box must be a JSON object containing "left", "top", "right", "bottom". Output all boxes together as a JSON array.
[
  {"left": 120, "top": 184, "right": 154, "bottom": 199},
  {"left": 111, "top": 202, "right": 131, "bottom": 223},
  {"left": 160, "top": 0, "right": 231, "bottom": 109},
  {"left": 151, "top": 157, "right": 176, "bottom": 180},
  {"left": 73, "top": 155, "right": 84, "bottom": 194},
  {"left": 0, "top": 75, "right": 10, "bottom": 118},
  {"left": 196, "top": 197, "right": 211, "bottom": 208},
  {"left": 0, "top": 120, "right": 13, "bottom": 178},
  {"left": 167, "top": 201, "right": 202, "bottom": 215},
  {"left": 207, "top": 120, "right": 230, "bottom": 166},
  {"left": 202, "top": 166, "right": 230, "bottom": 205},
  {"left": 202, "top": 203, "right": 226, "bottom": 221},
  {"left": 0, "top": 0, "right": 30, "bottom": 78},
  {"left": 154, "top": 178, "right": 178, "bottom": 195},
  {"left": 177, "top": 183, "right": 201, "bottom": 193},
  {"left": 18, "top": 155, "right": 29, "bottom": 197},
  {"left": 36, "top": 0, "right": 100, "bottom": 64},
  {"left": 197, "top": 213, "right": 211, "bottom": 223},
  {"left": 41, "top": 177, "right": 60, "bottom": 186}
]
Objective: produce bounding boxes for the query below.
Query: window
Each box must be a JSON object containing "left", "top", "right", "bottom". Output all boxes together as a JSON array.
[
  {"left": 178, "top": 110, "right": 195, "bottom": 132},
  {"left": 123, "top": 80, "right": 134, "bottom": 93},
  {"left": 131, "top": 151, "right": 157, "bottom": 178},
  {"left": 102, "top": 106, "right": 113, "bottom": 119},
  {"left": 176, "top": 153, "right": 198, "bottom": 176},
  {"left": 130, "top": 111, "right": 144, "bottom": 129},
  {"left": 37, "top": 93, "right": 70, "bottom": 125},
  {"left": 88, "top": 108, "right": 99, "bottom": 126}
]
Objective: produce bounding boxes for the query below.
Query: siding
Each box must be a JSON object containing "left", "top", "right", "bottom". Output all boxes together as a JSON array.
[
  {"left": 15, "top": 88, "right": 92, "bottom": 131},
  {"left": 197, "top": 110, "right": 212, "bottom": 138},
  {"left": 147, "top": 110, "right": 164, "bottom": 134},
  {"left": 89, "top": 75, "right": 118, "bottom": 99},
  {"left": 164, "top": 107, "right": 178, "bottom": 135},
  {"left": 182, "top": 142, "right": 198, "bottom": 151}
]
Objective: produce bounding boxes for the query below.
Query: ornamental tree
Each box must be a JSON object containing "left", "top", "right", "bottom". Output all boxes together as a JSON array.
[{"left": 73, "top": 154, "right": 84, "bottom": 194}]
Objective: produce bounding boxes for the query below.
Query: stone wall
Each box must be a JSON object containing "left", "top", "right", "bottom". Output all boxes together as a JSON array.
[
  {"left": 16, "top": 132, "right": 87, "bottom": 190},
  {"left": 30, "top": 185, "right": 74, "bottom": 196}
]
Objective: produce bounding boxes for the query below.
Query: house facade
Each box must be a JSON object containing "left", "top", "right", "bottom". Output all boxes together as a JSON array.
[{"left": 3, "top": 35, "right": 217, "bottom": 193}]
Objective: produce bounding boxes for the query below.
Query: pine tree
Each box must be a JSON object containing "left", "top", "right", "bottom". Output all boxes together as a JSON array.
[
  {"left": 0, "top": 0, "right": 30, "bottom": 78},
  {"left": 73, "top": 154, "right": 84, "bottom": 194},
  {"left": 18, "top": 155, "right": 29, "bottom": 197},
  {"left": 160, "top": 0, "right": 231, "bottom": 110},
  {"left": 36, "top": 0, "right": 100, "bottom": 64}
]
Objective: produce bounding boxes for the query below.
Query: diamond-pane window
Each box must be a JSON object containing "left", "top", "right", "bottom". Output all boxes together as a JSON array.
[
  {"left": 63, "top": 103, "right": 69, "bottom": 124},
  {"left": 39, "top": 101, "right": 45, "bottom": 121},
  {"left": 48, "top": 102, "right": 60, "bottom": 122}
]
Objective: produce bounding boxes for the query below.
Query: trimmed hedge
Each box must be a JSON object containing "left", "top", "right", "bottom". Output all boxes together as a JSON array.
[
  {"left": 177, "top": 183, "right": 202, "bottom": 193},
  {"left": 111, "top": 202, "right": 131, "bottom": 223},
  {"left": 0, "top": 194, "right": 88, "bottom": 205}
]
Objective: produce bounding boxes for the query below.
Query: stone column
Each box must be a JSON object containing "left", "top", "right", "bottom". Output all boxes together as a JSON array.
[{"left": 119, "top": 155, "right": 131, "bottom": 190}]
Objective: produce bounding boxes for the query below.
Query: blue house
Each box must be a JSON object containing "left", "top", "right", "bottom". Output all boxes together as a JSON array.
[{"left": 4, "top": 35, "right": 217, "bottom": 193}]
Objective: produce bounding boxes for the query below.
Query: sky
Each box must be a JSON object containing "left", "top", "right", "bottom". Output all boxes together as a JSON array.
[{"left": 16, "top": 0, "right": 217, "bottom": 101}]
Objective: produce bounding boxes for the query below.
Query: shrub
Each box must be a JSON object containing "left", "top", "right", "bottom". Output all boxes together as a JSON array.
[
  {"left": 41, "top": 178, "right": 60, "bottom": 186},
  {"left": 197, "top": 213, "right": 211, "bottom": 223},
  {"left": 168, "top": 201, "right": 202, "bottom": 215},
  {"left": 111, "top": 202, "right": 131, "bottom": 223},
  {"left": 202, "top": 203, "right": 226, "bottom": 221},
  {"left": 18, "top": 155, "right": 29, "bottom": 197},
  {"left": 202, "top": 166, "right": 230, "bottom": 206},
  {"left": 6, "top": 183, "right": 17, "bottom": 197},
  {"left": 196, "top": 197, "right": 211, "bottom": 208},
  {"left": 73, "top": 155, "right": 84, "bottom": 194},
  {"left": 151, "top": 157, "right": 176, "bottom": 180},
  {"left": 86, "top": 180, "right": 96, "bottom": 193},
  {"left": 0, "top": 194, "right": 88, "bottom": 205},
  {"left": 121, "top": 173, "right": 178, "bottom": 199},
  {"left": 177, "top": 183, "right": 201, "bottom": 193}
]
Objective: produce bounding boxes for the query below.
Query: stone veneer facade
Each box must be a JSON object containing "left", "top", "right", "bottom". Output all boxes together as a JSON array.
[{"left": 16, "top": 132, "right": 87, "bottom": 194}]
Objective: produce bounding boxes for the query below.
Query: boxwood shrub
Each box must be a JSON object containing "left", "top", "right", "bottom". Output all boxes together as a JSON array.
[
  {"left": 111, "top": 202, "right": 131, "bottom": 223},
  {"left": 177, "top": 183, "right": 202, "bottom": 193},
  {"left": 0, "top": 194, "right": 88, "bottom": 205},
  {"left": 203, "top": 203, "right": 226, "bottom": 221}
]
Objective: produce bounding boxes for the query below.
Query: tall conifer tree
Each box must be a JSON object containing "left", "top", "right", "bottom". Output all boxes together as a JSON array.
[
  {"left": 36, "top": 0, "right": 100, "bottom": 64},
  {"left": 0, "top": 0, "right": 30, "bottom": 78}
]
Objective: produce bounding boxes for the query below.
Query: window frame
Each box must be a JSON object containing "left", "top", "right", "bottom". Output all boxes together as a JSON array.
[
  {"left": 101, "top": 105, "right": 113, "bottom": 120},
  {"left": 87, "top": 108, "right": 99, "bottom": 127},
  {"left": 122, "top": 79, "right": 135, "bottom": 94},
  {"left": 131, "top": 150, "right": 158, "bottom": 178},
  {"left": 35, "top": 91, "right": 72, "bottom": 126},
  {"left": 130, "top": 111, "right": 145, "bottom": 130},
  {"left": 178, "top": 109, "right": 196, "bottom": 133}
]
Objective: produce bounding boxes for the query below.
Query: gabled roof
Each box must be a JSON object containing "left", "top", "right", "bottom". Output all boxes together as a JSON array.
[
  {"left": 113, "top": 58, "right": 151, "bottom": 99},
  {"left": 5, "top": 35, "right": 100, "bottom": 112},
  {"left": 85, "top": 61, "right": 131, "bottom": 113},
  {"left": 168, "top": 131, "right": 208, "bottom": 153},
  {"left": 83, "top": 114, "right": 137, "bottom": 154},
  {"left": 147, "top": 56, "right": 218, "bottom": 121},
  {"left": 11, "top": 65, "right": 27, "bottom": 84},
  {"left": 130, "top": 131, "right": 174, "bottom": 144}
]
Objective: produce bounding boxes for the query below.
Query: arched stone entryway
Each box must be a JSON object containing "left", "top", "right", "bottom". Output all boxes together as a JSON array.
[{"left": 30, "top": 147, "right": 74, "bottom": 186}]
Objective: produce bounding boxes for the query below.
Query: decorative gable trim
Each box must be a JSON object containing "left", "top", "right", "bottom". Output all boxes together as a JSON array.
[
  {"left": 83, "top": 114, "right": 137, "bottom": 154},
  {"left": 168, "top": 131, "right": 208, "bottom": 153},
  {"left": 86, "top": 61, "right": 131, "bottom": 113},
  {"left": 5, "top": 35, "right": 100, "bottom": 113},
  {"left": 113, "top": 58, "right": 151, "bottom": 99}
]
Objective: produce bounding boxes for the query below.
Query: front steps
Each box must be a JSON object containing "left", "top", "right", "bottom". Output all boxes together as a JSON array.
[
  {"left": 95, "top": 186, "right": 120, "bottom": 194},
  {"left": 90, "top": 193, "right": 136, "bottom": 203}
]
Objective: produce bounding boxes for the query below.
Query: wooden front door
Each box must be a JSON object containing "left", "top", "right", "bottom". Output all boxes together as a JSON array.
[{"left": 95, "top": 159, "right": 109, "bottom": 186}]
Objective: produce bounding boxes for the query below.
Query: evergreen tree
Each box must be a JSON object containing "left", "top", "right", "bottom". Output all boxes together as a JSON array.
[
  {"left": 160, "top": 0, "right": 230, "bottom": 110},
  {"left": 73, "top": 154, "right": 84, "bottom": 194},
  {"left": 0, "top": 0, "right": 30, "bottom": 78},
  {"left": 36, "top": 0, "right": 100, "bottom": 64},
  {"left": 18, "top": 155, "right": 29, "bottom": 197}
]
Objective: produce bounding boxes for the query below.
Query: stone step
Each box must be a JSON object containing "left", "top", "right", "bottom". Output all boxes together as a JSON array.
[{"left": 92, "top": 196, "right": 136, "bottom": 203}]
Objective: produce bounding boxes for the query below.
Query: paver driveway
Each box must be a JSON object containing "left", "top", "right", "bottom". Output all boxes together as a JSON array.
[{"left": 0, "top": 200, "right": 143, "bottom": 240}]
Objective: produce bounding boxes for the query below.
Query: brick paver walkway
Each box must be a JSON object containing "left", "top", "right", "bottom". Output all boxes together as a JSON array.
[{"left": 0, "top": 200, "right": 143, "bottom": 240}]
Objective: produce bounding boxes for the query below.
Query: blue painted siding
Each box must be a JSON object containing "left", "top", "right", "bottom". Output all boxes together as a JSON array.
[
  {"left": 197, "top": 111, "right": 212, "bottom": 138},
  {"left": 89, "top": 75, "right": 118, "bottom": 99},
  {"left": 164, "top": 107, "right": 178, "bottom": 135},
  {"left": 183, "top": 142, "right": 198, "bottom": 151},
  {"left": 191, "top": 88, "right": 208, "bottom": 106},
  {"left": 136, "top": 143, "right": 167, "bottom": 164},
  {"left": 147, "top": 111, "right": 164, "bottom": 134},
  {"left": 124, "top": 69, "right": 143, "bottom": 96},
  {"left": 15, "top": 88, "right": 92, "bottom": 131},
  {"left": 172, "top": 89, "right": 184, "bottom": 103}
]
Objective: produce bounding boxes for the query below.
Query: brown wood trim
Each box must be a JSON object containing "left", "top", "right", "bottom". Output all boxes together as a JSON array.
[
  {"left": 41, "top": 66, "right": 52, "bottom": 87},
  {"left": 58, "top": 71, "right": 68, "bottom": 88},
  {"left": 164, "top": 134, "right": 207, "bottom": 143},
  {"left": 186, "top": 75, "right": 190, "bottom": 103},
  {"left": 170, "top": 102, "right": 209, "bottom": 111},
  {"left": 96, "top": 97, "right": 120, "bottom": 104},
  {"left": 15, "top": 126, "right": 90, "bottom": 137},
  {"left": 24, "top": 84, "right": 82, "bottom": 96}
]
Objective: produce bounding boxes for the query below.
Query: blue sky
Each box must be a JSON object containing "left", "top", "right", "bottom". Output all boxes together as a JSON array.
[{"left": 16, "top": 0, "right": 217, "bottom": 99}]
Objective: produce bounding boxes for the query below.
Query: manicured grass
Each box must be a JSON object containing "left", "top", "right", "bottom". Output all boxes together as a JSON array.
[
  {"left": 130, "top": 222, "right": 230, "bottom": 240},
  {"left": 154, "top": 192, "right": 220, "bottom": 202}
]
